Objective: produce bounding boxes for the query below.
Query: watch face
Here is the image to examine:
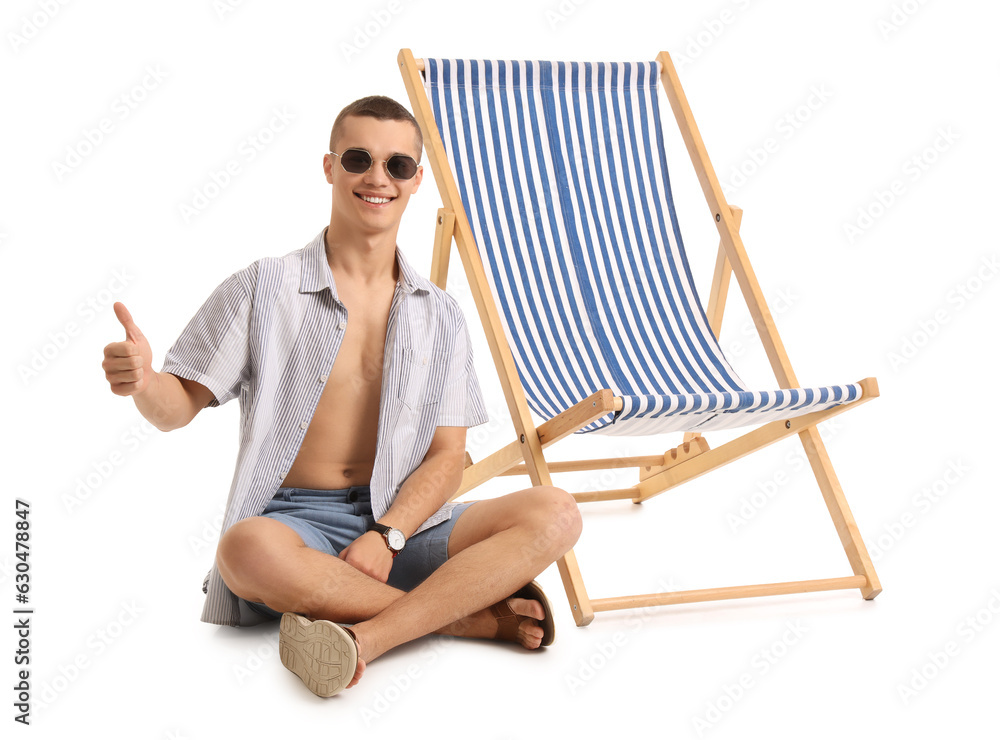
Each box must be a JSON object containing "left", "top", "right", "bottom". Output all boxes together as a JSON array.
[{"left": 387, "top": 529, "right": 405, "bottom": 551}]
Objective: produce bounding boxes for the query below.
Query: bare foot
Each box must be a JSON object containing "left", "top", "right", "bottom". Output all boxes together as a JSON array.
[
  {"left": 346, "top": 655, "right": 366, "bottom": 689},
  {"left": 438, "top": 597, "right": 547, "bottom": 649}
]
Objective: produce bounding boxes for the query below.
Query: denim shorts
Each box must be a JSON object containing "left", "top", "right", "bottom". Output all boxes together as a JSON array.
[{"left": 238, "top": 486, "right": 473, "bottom": 623}]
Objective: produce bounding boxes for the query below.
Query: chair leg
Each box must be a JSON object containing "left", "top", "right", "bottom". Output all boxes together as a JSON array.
[
  {"left": 555, "top": 549, "right": 594, "bottom": 626},
  {"left": 799, "top": 426, "right": 882, "bottom": 599},
  {"left": 430, "top": 208, "right": 455, "bottom": 290}
]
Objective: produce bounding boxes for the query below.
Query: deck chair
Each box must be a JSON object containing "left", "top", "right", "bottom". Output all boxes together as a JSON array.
[{"left": 398, "top": 49, "right": 882, "bottom": 626}]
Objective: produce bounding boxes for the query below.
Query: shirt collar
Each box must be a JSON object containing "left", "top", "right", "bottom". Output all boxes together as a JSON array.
[
  {"left": 299, "top": 229, "right": 333, "bottom": 295},
  {"left": 394, "top": 244, "right": 431, "bottom": 296},
  {"left": 300, "top": 227, "right": 431, "bottom": 297}
]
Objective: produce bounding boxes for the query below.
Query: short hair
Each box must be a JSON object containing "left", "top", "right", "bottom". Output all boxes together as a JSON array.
[{"left": 329, "top": 95, "right": 423, "bottom": 157}]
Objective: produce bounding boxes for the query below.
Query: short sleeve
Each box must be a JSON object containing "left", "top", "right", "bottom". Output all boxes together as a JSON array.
[
  {"left": 436, "top": 313, "right": 489, "bottom": 428},
  {"left": 160, "top": 266, "right": 255, "bottom": 407}
]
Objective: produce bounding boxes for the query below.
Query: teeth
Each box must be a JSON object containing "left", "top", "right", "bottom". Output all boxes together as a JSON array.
[{"left": 360, "top": 195, "right": 391, "bottom": 204}]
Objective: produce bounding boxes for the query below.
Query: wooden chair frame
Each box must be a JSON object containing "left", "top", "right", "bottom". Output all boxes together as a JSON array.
[{"left": 398, "top": 49, "right": 881, "bottom": 626}]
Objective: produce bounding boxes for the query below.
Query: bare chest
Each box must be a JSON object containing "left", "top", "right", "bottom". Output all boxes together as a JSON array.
[{"left": 279, "top": 283, "right": 396, "bottom": 488}]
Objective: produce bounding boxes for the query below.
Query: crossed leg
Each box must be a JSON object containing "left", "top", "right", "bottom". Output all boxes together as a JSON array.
[{"left": 215, "top": 485, "right": 582, "bottom": 687}]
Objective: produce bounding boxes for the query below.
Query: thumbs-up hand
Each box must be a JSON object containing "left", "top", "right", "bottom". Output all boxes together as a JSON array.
[{"left": 103, "top": 302, "right": 155, "bottom": 396}]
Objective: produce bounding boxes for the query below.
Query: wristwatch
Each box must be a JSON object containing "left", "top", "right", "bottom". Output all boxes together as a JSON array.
[{"left": 370, "top": 523, "right": 405, "bottom": 558}]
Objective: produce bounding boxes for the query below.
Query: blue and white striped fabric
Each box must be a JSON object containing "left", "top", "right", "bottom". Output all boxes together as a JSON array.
[{"left": 423, "top": 58, "right": 862, "bottom": 435}]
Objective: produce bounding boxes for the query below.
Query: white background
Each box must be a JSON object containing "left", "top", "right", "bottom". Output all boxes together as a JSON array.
[{"left": 3, "top": 0, "right": 998, "bottom": 737}]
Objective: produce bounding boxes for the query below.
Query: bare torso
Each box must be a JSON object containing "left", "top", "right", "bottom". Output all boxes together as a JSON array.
[{"left": 279, "top": 272, "right": 396, "bottom": 490}]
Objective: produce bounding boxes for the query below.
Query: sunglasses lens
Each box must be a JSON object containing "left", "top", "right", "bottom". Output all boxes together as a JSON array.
[
  {"left": 339, "top": 149, "right": 372, "bottom": 174},
  {"left": 335, "top": 149, "right": 418, "bottom": 180},
  {"left": 386, "top": 155, "right": 418, "bottom": 180}
]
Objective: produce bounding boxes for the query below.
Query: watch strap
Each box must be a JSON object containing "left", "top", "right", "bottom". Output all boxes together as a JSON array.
[{"left": 370, "top": 523, "right": 402, "bottom": 557}]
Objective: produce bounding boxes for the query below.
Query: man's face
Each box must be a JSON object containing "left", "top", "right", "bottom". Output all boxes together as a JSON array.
[{"left": 324, "top": 115, "right": 423, "bottom": 237}]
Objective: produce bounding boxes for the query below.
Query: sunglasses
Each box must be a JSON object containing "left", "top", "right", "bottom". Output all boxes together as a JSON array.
[{"left": 328, "top": 148, "right": 420, "bottom": 180}]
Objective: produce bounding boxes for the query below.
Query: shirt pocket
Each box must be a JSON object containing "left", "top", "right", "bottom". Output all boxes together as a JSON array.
[{"left": 398, "top": 347, "right": 451, "bottom": 409}]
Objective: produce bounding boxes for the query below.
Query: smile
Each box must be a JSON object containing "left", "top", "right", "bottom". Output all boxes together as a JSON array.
[{"left": 357, "top": 194, "right": 393, "bottom": 204}]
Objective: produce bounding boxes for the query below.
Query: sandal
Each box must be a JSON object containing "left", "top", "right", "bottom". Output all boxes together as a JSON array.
[
  {"left": 489, "top": 580, "right": 555, "bottom": 647},
  {"left": 278, "top": 612, "right": 359, "bottom": 697}
]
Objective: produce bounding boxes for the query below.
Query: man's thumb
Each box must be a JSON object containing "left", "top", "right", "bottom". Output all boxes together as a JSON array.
[{"left": 114, "top": 302, "right": 143, "bottom": 344}]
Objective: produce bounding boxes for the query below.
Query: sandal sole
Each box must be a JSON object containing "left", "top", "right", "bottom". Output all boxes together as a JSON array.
[{"left": 278, "top": 613, "right": 357, "bottom": 697}]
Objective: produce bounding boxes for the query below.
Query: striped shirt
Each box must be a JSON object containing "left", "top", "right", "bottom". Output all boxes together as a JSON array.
[{"left": 161, "top": 227, "right": 489, "bottom": 626}]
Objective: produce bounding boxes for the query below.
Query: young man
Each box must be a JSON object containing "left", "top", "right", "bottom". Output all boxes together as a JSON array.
[{"left": 102, "top": 96, "right": 582, "bottom": 697}]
